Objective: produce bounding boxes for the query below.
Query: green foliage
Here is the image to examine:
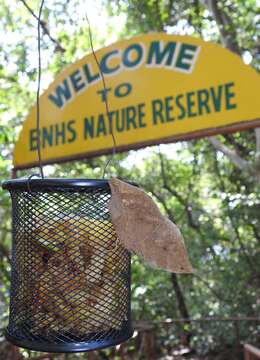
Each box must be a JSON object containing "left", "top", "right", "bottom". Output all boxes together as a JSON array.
[{"left": 0, "top": 0, "right": 260, "bottom": 358}]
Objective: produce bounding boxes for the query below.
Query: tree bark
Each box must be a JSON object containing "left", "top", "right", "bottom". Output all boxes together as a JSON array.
[
  {"left": 206, "top": 0, "right": 240, "bottom": 54},
  {"left": 208, "top": 137, "right": 250, "bottom": 171},
  {"left": 205, "top": 0, "right": 260, "bottom": 183},
  {"left": 171, "top": 273, "right": 192, "bottom": 345}
]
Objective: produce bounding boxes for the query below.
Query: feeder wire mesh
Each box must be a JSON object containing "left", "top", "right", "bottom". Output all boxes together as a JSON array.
[{"left": 3, "top": 178, "right": 132, "bottom": 353}]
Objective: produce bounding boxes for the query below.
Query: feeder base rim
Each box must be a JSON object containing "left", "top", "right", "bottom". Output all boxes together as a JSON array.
[{"left": 5, "top": 328, "right": 134, "bottom": 353}]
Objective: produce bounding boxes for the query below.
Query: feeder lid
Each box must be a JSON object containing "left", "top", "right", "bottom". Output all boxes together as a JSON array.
[{"left": 2, "top": 178, "right": 110, "bottom": 191}]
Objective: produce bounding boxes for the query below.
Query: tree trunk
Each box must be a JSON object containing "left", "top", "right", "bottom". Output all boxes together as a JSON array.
[{"left": 170, "top": 273, "right": 192, "bottom": 346}]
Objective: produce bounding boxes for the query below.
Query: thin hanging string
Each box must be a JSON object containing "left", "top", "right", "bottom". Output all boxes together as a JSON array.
[
  {"left": 85, "top": 13, "right": 117, "bottom": 179},
  {"left": 36, "top": 0, "right": 45, "bottom": 178}
]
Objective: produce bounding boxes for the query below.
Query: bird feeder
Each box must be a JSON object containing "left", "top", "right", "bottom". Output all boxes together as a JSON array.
[{"left": 2, "top": 178, "right": 132, "bottom": 353}]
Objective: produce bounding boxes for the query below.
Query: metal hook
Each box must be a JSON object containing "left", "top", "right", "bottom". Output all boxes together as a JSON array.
[{"left": 27, "top": 174, "right": 41, "bottom": 192}]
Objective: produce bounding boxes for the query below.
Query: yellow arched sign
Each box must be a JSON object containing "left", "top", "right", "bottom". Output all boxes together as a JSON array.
[{"left": 14, "top": 33, "right": 260, "bottom": 170}]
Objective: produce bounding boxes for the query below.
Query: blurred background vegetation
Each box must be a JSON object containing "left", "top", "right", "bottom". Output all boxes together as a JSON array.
[{"left": 0, "top": 0, "right": 260, "bottom": 359}]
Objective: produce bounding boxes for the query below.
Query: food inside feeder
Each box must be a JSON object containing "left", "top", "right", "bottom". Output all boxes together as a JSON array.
[{"left": 20, "top": 216, "right": 127, "bottom": 335}]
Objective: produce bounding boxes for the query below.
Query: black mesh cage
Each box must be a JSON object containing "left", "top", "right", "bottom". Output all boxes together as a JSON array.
[{"left": 2, "top": 178, "right": 133, "bottom": 353}]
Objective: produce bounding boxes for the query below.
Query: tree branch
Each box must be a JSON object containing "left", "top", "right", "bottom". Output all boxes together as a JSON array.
[
  {"left": 208, "top": 137, "right": 250, "bottom": 171},
  {"left": 0, "top": 242, "right": 11, "bottom": 264},
  {"left": 209, "top": 137, "right": 260, "bottom": 182},
  {"left": 213, "top": 155, "right": 260, "bottom": 278},
  {"left": 20, "top": 0, "right": 65, "bottom": 53},
  {"left": 255, "top": 128, "right": 260, "bottom": 161},
  {"left": 203, "top": 0, "right": 259, "bottom": 181},
  {"left": 223, "top": 134, "right": 251, "bottom": 157},
  {"left": 158, "top": 150, "right": 201, "bottom": 230},
  {"left": 0, "top": 227, "right": 11, "bottom": 265},
  {"left": 149, "top": 189, "right": 175, "bottom": 221},
  {"left": 171, "top": 273, "right": 192, "bottom": 345},
  {"left": 250, "top": 223, "right": 260, "bottom": 243},
  {"left": 193, "top": 273, "right": 230, "bottom": 303},
  {"left": 205, "top": 0, "right": 240, "bottom": 54},
  {"left": 154, "top": 0, "right": 164, "bottom": 31}
]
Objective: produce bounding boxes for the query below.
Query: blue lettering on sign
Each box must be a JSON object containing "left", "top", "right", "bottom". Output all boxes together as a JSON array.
[
  {"left": 48, "top": 40, "right": 200, "bottom": 109},
  {"left": 48, "top": 79, "right": 72, "bottom": 108},
  {"left": 100, "top": 50, "right": 121, "bottom": 75},
  {"left": 123, "top": 43, "right": 145, "bottom": 69},
  {"left": 147, "top": 41, "right": 177, "bottom": 67}
]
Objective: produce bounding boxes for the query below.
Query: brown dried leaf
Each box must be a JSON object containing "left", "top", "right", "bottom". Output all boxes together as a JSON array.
[{"left": 108, "top": 178, "right": 193, "bottom": 273}]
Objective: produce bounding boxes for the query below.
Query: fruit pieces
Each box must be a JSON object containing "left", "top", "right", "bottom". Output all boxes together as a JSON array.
[{"left": 29, "top": 216, "right": 126, "bottom": 335}]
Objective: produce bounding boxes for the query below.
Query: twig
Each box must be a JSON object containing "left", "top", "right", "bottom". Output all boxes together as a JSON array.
[
  {"left": 193, "top": 273, "right": 228, "bottom": 303},
  {"left": 20, "top": 0, "right": 65, "bottom": 53}
]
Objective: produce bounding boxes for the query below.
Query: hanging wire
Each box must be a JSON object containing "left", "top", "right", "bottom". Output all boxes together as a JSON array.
[
  {"left": 85, "top": 13, "right": 117, "bottom": 179},
  {"left": 36, "top": 0, "right": 45, "bottom": 178}
]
